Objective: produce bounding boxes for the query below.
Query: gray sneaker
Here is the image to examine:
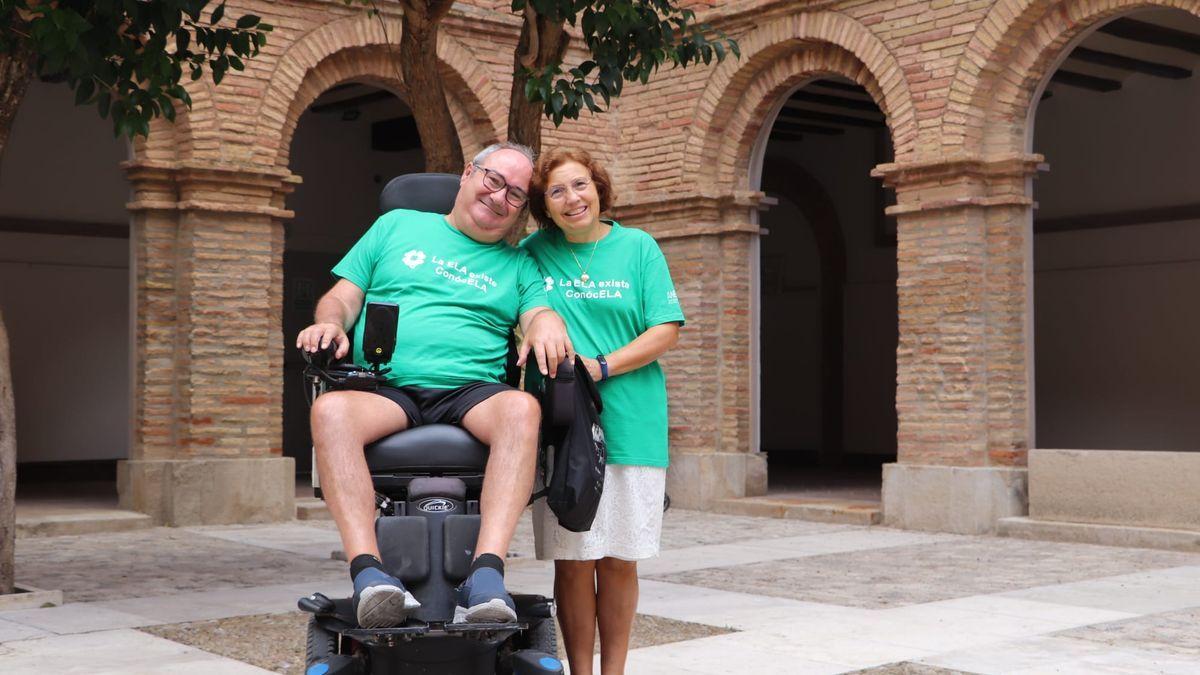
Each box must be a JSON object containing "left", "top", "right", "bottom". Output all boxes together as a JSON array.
[
  {"left": 453, "top": 567, "right": 517, "bottom": 623},
  {"left": 352, "top": 567, "right": 420, "bottom": 628}
]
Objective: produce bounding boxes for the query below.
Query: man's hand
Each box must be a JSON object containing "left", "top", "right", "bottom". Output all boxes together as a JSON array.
[
  {"left": 518, "top": 309, "right": 574, "bottom": 377},
  {"left": 296, "top": 322, "right": 351, "bottom": 360}
]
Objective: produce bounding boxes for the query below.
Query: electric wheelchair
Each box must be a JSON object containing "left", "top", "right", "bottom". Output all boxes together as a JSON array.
[{"left": 297, "top": 173, "right": 566, "bottom": 675}]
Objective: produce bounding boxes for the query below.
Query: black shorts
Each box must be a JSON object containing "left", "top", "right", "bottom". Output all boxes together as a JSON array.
[{"left": 373, "top": 382, "right": 516, "bottom": 428}]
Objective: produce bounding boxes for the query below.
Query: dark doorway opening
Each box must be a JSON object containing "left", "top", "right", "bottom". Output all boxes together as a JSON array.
[{"left": 283, "top": 83, "right": 427, "bottom": 480}]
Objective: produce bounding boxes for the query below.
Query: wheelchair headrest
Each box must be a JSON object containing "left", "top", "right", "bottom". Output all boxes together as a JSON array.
[{"left": 379, "top": 173, "right": 461, "bottom": 215}]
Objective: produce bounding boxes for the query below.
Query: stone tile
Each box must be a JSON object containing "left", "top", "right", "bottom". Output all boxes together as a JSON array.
[
  {"left": 640, "top": 529, "right": 954, "bottom": 577},
  {"left": 868, "top": 605, "right": 1088, "bottom": 651},
  {"left": 620, "top": 631, "right": 854, "bottom": 675},
  {"left": 917, "top": 636, "right": 1200, "bottom": 675},
  {"left": 1000, "top": 567, "right": 1200, "bottom": 615},
  {"left": 913, "top": 596, "right": 1136, "bottom": 627},
  {"left": 0, "top": 618, "right": 52, "bottom": 643},
  {"left": 0, "top": 628, "right": 275, "bottom": 673},
  {"left": 1052, "top": 606, "right": 1200, "bottom": 656},
  {"left": 652, "top": 538, "right": 1200, "bottom": 609},
  {"left": 96, "top": 577, "right": 350, "bottom": 625},
  {"left": 14, "top": 527, "right": 348, "bottom": 603},
  {"left": 633, "top": 579, "right": 845, "bottom": 630},
  {"left": 0, "top": 604, "right": 155, "bottom": 635},
  {"left": 185, "top": 522, "right": 344, "bottom": 559},
  {"left": 658, "top": 509, "right": 852, "bottom": 549}
]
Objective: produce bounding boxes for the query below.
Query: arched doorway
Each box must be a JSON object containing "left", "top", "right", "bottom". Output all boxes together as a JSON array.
[
  {"left": 1031, "top": 8, "right": 1200, "bottom": 451},
  {"left": 0, "top": 78, "right": 131, "bottom": 512},
  {"left": 755, "top": 77, "right": 898, "bottom": 507},
  {"left": 282, "top": 83, "right": 427, "bottom": 477}
]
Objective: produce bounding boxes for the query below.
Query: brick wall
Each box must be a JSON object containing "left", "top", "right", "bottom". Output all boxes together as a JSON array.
[{"left": 126, "top": 0, "right": 1200, "bottom": 493}]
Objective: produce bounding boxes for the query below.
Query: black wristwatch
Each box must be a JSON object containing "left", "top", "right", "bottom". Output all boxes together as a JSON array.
[{"left": 596, "top": 354, "right": 609, "bottom": 381}]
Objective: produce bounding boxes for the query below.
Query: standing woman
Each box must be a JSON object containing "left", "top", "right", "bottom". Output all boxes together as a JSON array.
[{"left": 522, "top": 148, "right": 684, "bottom": 675}]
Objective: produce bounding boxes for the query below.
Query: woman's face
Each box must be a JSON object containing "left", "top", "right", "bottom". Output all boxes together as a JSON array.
[{"left": 543, "top": 160, "right": 601, "bottom": 235}]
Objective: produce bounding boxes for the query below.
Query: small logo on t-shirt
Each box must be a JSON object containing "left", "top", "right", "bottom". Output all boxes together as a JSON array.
[
  {"left": 403, "top": 249, "right": 427, "bottom": 269},
  {"left": 667, "top": 289, "right": 679, "bottom": 305},
  {"left": 544, "top": 276, "right": 555, "bottom": 292}
]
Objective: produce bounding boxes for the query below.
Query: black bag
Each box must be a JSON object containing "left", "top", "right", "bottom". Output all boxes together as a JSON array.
[{"left": 532, "top": 356, "right": 607, "bottom": 532}]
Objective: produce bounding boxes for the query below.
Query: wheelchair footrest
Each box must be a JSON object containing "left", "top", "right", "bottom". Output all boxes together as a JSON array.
[{"left": 341, "top": 621, "right": 526, "bottom": 646}]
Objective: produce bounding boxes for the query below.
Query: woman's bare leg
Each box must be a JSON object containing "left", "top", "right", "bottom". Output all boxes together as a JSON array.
[
  {"left": 555, "top": 559, "right": 598, "bottom": 675},
  {"left": 595, "top": 557, "right": 638, "bottom": 675}
]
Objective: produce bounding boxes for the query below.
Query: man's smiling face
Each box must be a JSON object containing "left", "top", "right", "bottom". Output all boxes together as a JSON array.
[{"left": 449, "top": 149, "right": 533, "bottom": 244}]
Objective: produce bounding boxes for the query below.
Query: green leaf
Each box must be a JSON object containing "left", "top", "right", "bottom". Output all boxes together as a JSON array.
[
  {"left": 210, "top": 2, "right": 225, "bottom": 25},
  {"left": 235, "top": 14, "right": 260, "bottom": 29},
  {"left": 75, "top": 78, "right": 95, "bottom": 105}
]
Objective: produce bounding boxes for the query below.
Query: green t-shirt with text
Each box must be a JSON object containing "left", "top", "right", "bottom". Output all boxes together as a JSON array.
[
  {"left": 333, "top": 209, "right": 549, "bottom": 389},
  {"left": 521, "top": 222, "right": 685, "bottom": 467}
]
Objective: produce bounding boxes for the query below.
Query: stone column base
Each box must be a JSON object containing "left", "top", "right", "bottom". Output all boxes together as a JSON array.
[
  {"left": 667, "top": 452, "right": 768, "bottom": 509},
  {"left": 118, "top": 457, "right": 296, "bottom": 526},
  {"left": 882, "top": 463, "right": 1027, "bottom": 534}
]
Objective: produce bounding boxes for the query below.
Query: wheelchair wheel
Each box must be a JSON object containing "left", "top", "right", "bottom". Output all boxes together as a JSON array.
[
  {"left": 497, "top": 616, "right": 559, "bottom": 674},
  {"left": 306, "top": 616, "right": 338, "bottom": 668},
  {"left": 524, "top": 616, "right": 557, "bottom": 656}
]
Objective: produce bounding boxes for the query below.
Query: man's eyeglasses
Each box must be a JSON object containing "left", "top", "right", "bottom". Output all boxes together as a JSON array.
[
  {"left": 546, "top": 178, "right": 592, "bottom": 202},
  {"left": 472, "top": 162, "right": 528, "bottom": 209}
]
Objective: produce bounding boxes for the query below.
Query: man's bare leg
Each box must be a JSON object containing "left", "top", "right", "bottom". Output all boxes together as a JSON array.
[
  {"left": 460, "top": 390, "right": 541, "bottom": 559},
  {"left": 454, "top": 390, "right": 540, "bottom": 622},
  {"left": 310, "top": 390, "right": 409, "bottom": 561}
]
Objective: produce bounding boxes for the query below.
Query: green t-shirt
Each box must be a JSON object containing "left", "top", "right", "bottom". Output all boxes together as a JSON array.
[
  {"left": 332, "top": 209, "right": 549, "bottom": 389},
  {"left": 521, "top": 222, "right": 685, "bottom": 467}
]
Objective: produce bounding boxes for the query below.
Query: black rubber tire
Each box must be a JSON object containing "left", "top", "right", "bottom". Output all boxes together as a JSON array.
[
  {"left": 306, "top": 616, "right": 338, "bottom": 668},
  {"left": 525, "top": 616, "right": 558, "bottom": 656},
  {"left": 497, "top": 618, "right": 559, "bottom": 674}
]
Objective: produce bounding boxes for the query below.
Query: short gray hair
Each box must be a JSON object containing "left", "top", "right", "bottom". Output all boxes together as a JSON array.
[{"left": 472, "top": 142, "right": 535, "bottom": 167}]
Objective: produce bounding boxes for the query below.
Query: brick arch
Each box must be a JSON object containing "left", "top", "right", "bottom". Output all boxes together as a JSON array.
[
  {"left": 134, "top": 74, "right": 217, "bottom": 164},
  {"left": 253, "top": 13, "right": 503, "bottom": 169},
  {"left": 950, "top": 0, "right": 1200, "bottom": 156},
  {"left": 686, "top": 11, "right": 914, "bottom": 191}
]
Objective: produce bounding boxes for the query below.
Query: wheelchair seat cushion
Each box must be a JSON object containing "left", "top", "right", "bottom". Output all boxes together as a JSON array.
[{"left": 364, "top": 424, "right": 489, "bottom": 474}]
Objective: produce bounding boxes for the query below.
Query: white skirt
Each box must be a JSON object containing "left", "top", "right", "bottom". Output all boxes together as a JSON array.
[{"left": 533, "top": 464, "right": 667, "bottom": 561}]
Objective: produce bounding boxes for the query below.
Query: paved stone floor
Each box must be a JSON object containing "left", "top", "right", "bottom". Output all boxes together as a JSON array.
[{"left": 1, "top": 509, "right": 1199, "bottom": 673}]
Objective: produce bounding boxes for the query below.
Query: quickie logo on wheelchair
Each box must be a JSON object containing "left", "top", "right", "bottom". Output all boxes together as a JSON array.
[{"left": 416, "top": 497, "right": 455, "bottom": 513}]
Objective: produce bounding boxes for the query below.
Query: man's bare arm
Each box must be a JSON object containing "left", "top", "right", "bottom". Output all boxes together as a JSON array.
[{"left": 295, "top": 279, "right": 366, "bottom": 359}]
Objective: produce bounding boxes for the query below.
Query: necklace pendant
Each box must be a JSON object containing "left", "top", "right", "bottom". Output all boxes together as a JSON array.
[{"left": 580, "top": 273, "right": 590, "bottom": 283}]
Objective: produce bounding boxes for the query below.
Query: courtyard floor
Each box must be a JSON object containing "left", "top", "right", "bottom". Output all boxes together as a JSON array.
[{"left": 1, "top": 509, "right": 1198, "bottom": 673}]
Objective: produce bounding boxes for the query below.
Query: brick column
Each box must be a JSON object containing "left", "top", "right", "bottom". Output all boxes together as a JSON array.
[
  {"left": 614, "top": 193, "right": 768, "bottom": 508},
  {"left": 119, "top": 160, "right": 298, "bottom": 525},
  {"left": 873, "top": 153, "right": 1044, "bottom": 533}
]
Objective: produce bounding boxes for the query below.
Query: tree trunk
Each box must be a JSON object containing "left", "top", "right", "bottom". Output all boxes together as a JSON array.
[
  {"left": 0, "top": 39, "right": 36, "bottom": 173},
  {"left": 399, "top": 6, "right": 463, "bottom": 173},
  {"left": 0, "top": 40, "right": 36, "bottom": 595},
  {"left": 507, "top": 13, "right": 569, "bottom": 156},
  {"left": 0, "top": 308, "right": 15, "bottom": 594}
]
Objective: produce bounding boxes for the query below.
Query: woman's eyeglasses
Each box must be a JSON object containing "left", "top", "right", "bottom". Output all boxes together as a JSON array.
[{"left": 546, "top": 178, "right": 592, "bottom": 202}]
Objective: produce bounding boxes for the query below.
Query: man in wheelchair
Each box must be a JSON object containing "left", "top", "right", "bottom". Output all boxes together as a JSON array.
[{"left": 296, "top": 142, "right": 572, "bottom": 631}]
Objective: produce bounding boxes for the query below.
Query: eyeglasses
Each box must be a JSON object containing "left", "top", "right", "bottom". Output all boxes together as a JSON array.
[
  {"left": 546, "top": 177, "right": 592, "bottom": 202},
  {"left": 472, "top": 162, "right": 528, "bottom": 209}
]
